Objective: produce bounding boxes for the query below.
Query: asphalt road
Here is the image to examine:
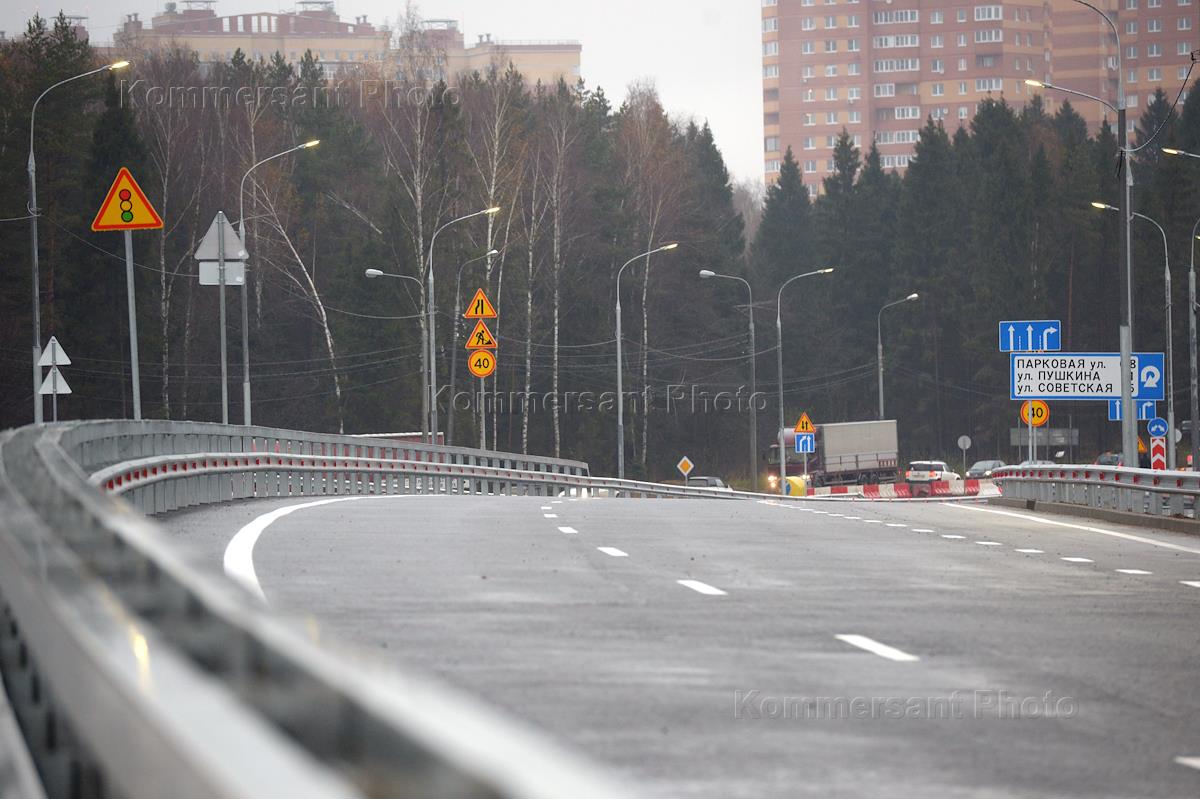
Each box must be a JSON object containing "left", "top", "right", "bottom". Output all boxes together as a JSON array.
[{"left": 164, "top": 495, "right": 1200, "bottom": 798}]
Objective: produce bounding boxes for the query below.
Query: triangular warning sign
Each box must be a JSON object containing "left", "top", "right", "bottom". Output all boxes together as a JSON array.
[
  {"left": 794, "top": 412, "right": 815, "bottom": 434},
  {"left": 91, "top": 167, "right": 163, "bottom": 231},
  {"left": 463, "top": 288, "right": 497, "bottom": 319},
  {"left": 465, "top": 320, "right": 497, "bottom": 349},
  {"left": 37, "top": 336, "right": 71, "bottom": 367},
  {"left": 38, "top": 366, "right": 71, "bottom": 396}
]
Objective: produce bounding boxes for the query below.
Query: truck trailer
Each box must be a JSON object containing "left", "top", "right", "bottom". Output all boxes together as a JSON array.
[{"left": 765, "top": 419, "right": 899, "bottom": 491}]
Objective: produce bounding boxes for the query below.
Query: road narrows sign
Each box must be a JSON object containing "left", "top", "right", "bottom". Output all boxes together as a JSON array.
[
  {"left": 467, "top": 350, "right": 497, "bottom": 379},
  {"left": 463, "top": 288, "right": 498, "bottom": 319},
  {"left": 91, "top": 168, "right": 163, "bottom": 231},
  {"left": 465, "top": 320, "right": 497, "bottom": 349},
  {"left": 676, "top": 456, "right": 695, "bottom": 478}
]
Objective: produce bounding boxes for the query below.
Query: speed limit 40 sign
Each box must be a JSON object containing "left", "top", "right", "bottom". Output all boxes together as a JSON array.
[{"left": 1020, "top": 400, "right": 1049, "bottom": 427}]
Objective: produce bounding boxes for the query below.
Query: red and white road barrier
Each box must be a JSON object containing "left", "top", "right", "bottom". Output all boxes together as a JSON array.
[{"left": 804, "top": 479, "right": 995, "bottom": 501}]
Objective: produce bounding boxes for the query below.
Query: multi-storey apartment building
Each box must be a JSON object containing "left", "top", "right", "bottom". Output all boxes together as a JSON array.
[
  {"left": 762, "top": 0, "right": 1197, "bottom": 194},
  {"left": 114, "top": 0, "right": 581, "bottom": 85}
]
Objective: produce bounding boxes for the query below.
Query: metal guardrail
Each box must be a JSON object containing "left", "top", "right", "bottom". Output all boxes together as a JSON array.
[
  {"left": 992, "top": 464, "right": 1199, "bottom": 519},
  {"left": 0, "top": 420, "right": 636, "bottom": 799}
]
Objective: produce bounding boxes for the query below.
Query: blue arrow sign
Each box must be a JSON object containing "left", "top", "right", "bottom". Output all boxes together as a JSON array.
[
  {"left": 1147, "top": 417, "right": 1169, "bottom": 438},
  {"left": 795, "top": 433, "right": 816, "bottom": 454},
  {"left": 1108, "top": 399, "right": 1157, "bottom": 421},
  {"left": 999, "top": 320, "right": 1062, "bottom": 353}
]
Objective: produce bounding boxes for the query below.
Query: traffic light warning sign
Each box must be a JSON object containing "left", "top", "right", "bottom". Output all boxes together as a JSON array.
[{"left": 92, "top": 168, "right": 163, "bottom": 231}]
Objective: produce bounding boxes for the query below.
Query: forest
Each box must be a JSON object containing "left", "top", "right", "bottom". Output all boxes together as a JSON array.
[{"left": 3, "top": 12, "right": 1200, "bottom": 483}]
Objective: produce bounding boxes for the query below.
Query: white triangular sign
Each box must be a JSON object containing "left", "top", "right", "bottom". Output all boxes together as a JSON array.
[
  {"left": 39, "top": 366, "right": 72, "bottom": 395},
  {"left": 194, "top": 213, "right": 248, "bottom": 261},
  {"left": 37, "top": 336, "right": 71, "bottom": 367}
]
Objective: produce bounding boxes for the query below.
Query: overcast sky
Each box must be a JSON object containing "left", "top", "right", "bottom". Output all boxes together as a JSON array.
[{"left": 5, "top": 0, "right": 764, "bottom": 187}]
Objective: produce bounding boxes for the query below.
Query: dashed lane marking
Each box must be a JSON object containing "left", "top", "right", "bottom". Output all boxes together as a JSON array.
[
  {"left": 941, "top": 534, "right": 966, "bottom": 540},
  {"left": 677, "top": 579, "right": 727, "bottom": 596},
  {"left": 544, "top": 513, "right": 559, "bottom": 519},
  {"left": 558, "top": 526, "right": 578, "bottom": 534},
  {"left": 1174, "top": 756, "right": 1200, "bottom": 771},
  {"left": 597, "top": 547, "right": 628, "bottom": 557},
  {"left": 834, "top": 634, "right": 920, "bottom": 663},
  {"left": 1180, "top": 581, "right": 1200, "bottom": 588},
  {"left": 1061, "top": 557, "right": 1094, "bottom": 563},
  {"left": 1115, "top": 569, "right": 1153, "bottom": 575},
  {"left": 975, "top": 541, "right": 1003, "bottom": 547},
  {"left": 886, "top": 523, "right": 907, "bottom": 528},
  {"left": 913, "top": 528, "right": 935, "bottom": 533},
  {"left": 1015, "top": 548, "right": 1045, "bottom": 554},
  {"left": 540, "top": 505, "right": 552, "bottom": 510}
]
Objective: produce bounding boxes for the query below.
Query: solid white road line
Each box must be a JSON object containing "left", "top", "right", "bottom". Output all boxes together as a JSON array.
[
  {"left": 941, "top": 534, "right": 966, "bottom": 540},
  {"left": 597, "top": 547, "right": 628, "bottom": 557},
  {"left": 1061, "top": 557, "right": 1094, "bottom": 563},
  {"left": 1115, "top": 569, "right": 1153, "bottom": 575},
  {"left": 975, "top": 541, "right": 1003, "bottom": 547},
  {"left": 1174, "top": 756, "right": 1200, "bottom": 771},
  {"left": 1015, "top": 548, "right": 1045, "bottom": 554},
  {"left": 834, "top": 634, "right": 920, "bottom": 663},
  {"left": 225, "top": 495, "right": 409, "bottom": 604},
  {"left": 1180, "top": 581, "right": 1200, "bottom": 588},
  {"left": 677, "top": 579, "right": 727, "bottom": 596},
  {"left": 557, "top": 526, "right": 578, "bottom": 534},
  {"left": 952, "top": 503, "right": 1200, "bottom": 556},
  {"left": 543, "top": 513, "right": 558, "bottom": 519}
]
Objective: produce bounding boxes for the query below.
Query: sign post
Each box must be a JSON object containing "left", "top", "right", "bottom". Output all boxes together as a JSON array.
[
  {"left": 957, "top": 434, "right": 972, "bottom": 475},
  {"left": 794, "top": 412, "right": 815, "bottom": 476},
  {"left": 37, "top": 336, "right": 71, "bottom": 422},
  {"left": 1020, "top": 400, "right": 1049, "bottom": 461},
  {"left": 464, "top": 289, "right": 499, "bottom": 449},
  {"left": 194, "top": 212, "right": 248, "bottom": 424},
  {"left": 92, "top": 167, "right": 164, "bottom": 421}
]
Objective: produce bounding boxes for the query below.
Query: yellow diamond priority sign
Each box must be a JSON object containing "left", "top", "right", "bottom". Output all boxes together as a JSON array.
[{"left": 676, "top": 456, "right": 695, "bottom": 478}]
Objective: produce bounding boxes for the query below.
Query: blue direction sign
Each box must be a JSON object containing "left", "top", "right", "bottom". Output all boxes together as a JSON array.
[
  {"left": 1107, "top": 399, "right": 1157, "bottom": 421},
  {"left": 1010, "top": 352, "right": 1165, "bottom": 401},
  {"left": 795, "top": 433, "right": 816, "bottom": 454},
  {"left": 1147, "top": 417, "right": 1169, "bottom": 438},
  {"left": 999, "top": 320, "right": 1061, "bottom": 353}
]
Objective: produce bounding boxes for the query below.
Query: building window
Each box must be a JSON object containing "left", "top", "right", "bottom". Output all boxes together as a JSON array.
[
  {"left": 958, "top": 57, "right": 967, "bottom": 71},
  {"left": 1181, "top": 42, "right": 1192, "bottom": 55},
  {"left": 804, "top": 160, "right": 817, "bottom": 173},
  {"left": 802, "top": 17, "right": 815, "bottom": 30},
  {"left": 932, "top": 58, "right": 945, "bottom": 73},
  {"left": 932, "top": 107, "right": 948, "bottom": 120},
  {"left": 804, "top": 88, "right": 815, "bottom": 101},
  {"left": 848, "top": 15, "right": 860, "bottom": 27},
  {"left": 803, "top": 65, "right": 815, "bottom": 78},
  {"left": 1148, "top": 68, "right": 1162, "bottom": 80},
  {"left": 848, "top": 62, "right": 861, "bottom": 74},
  {"left": 826, "top": 135, "right": 838, "bottom": 147},
  {"left": 874, "top": 83, "right": 896, "bottom": 97},
  {"left": 1180, "top": 17, "right": 1193, "bottom": 29},
  {"left": 849, "top": 110, "right": 861, "bottom": 122},
  {"left": 765, "top": 136, "right": 780, "bottom": 152},
  {"left": 895, "top": 106, "right": 921, "bottom": 119},
  {"left": 957, "top": 8, "right": 967, "bottom": 21},
  {"left": 764, "top": 17, "right": 779, "bottom": 32},
  {"left": 763, "top": 41, "right": 779, "bottom": 56},
  {"left": 762, "top": 0, "right": 777, "bottom": 5},
  {"left": 959, "top": 80, "right": 968, "bottom": 94},
  {"left": 957, "top": 33, "right": 967, "bottom": 47},
  {"left": 802, "top": 41, "right": 815, "bottom": 54},
  {"left": 976, "top": 77, "right": 1003, "bottom": 91},
  {"left": 804, "top": 113, "right": 815, "bottom": 125},
  {"left": 1128, "top": 69, "right": 1138, "bottom": 82},
  {"left": 1149, "top": 0, "right": 1161, "bottom": 5},
  {"left": 764, "top": 65, "right": 780, "bottom": 78},
  {"left": 825, "top": 86, "right": 839, "bottom": 99},
  {"left": 803, "top": 136, "right": 815, "bottom": 149},
  {"left": 1148, "top": 43, "right": 1162, "bottom": 56},
  {"left": 825, "top": 40, "right": 838, "bottom": 52},
  {"left": 825, "top": 65, "right": 838, "bottom": 77},
  {"left": 1127, "top": 94, "right": 1139, "bottom": 107},
  {"left": 974, "top": 5, "right": 1003, "bottom": 21},
  {"left": 975, "top": 29, "right": 1002, "bottom": 43},
  {"left": 825, "top": 15, "right": 837, "bottom": 27},
  {"left": 1147, "top": 19, "right": 1162, "bottom": 31},
  {"left": 1127, "top": 0, "right": 1138, "bottom": 6},
  {"left": 931, "top": 34, "right": 944, "bottom": 47},
  {"left": 959, "top": 106, "right": 969, "bottom": 120},
  {"left": 806, "top": 184, "right": 818, "bottom": 198},
  {"left": 933, "top": 82, "right": 945, "bottom": 96},
  {"left": 871, "top": 9, "right": 919, "bottom": 23},
  {"left": 873, "top": 34, "right": 920, "bottom": 48},
  {"left": 1181, "top": 66, "right": 1190, "bottom": 79},
  {"left": 766, "top": 159, "right": 781, "bottom": 173},
  {"left": 826, "top": 111, "right": 839, "bottom": 123},
  {"left": 873, "top": 58, "right": 920, "bottom": 72},
  {"left": 1128, "top": 45, "right": 1138, "bottom": 58},
  {"left": 848, "top": 86, "right": 862, "bottom": 99},
  {"left": 931, "top": 10, "right": 944, "bottom": 23}
]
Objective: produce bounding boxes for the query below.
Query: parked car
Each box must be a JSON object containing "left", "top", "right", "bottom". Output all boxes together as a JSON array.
[
  {"left": 904, "top": 460, "right": 961, "bottom": 483},
  {"left": 1093, "top": 452, "right": 1124, "bottom": 467},
  {"left": 686, "top": 476, "right": 734, "bottom": 492},
  {"left": 1017, "top": 459, "right": 1056, "bottom": 467},
  {"left": 966, "top": 459, "right": 1006, "bottom": 479}
]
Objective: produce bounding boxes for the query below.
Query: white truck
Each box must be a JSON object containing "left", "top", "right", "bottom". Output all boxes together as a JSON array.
[{"left": 766, "top": 419, "right": 900, "bottom": 489}]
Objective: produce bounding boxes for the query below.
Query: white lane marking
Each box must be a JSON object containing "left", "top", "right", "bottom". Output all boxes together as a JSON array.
[
  {"left": 975, "top": 541, "right": 1003, "bottom": 547},
  {"left": 886, "top": 523, "right": 907, "bottom": 528},
  {"left": 558, "top": 526, "right": 578, "bottom": 534},
  {"left": 861, "top": 520, "right": 882, "bottom": 524},
  {"left": 1115, "top": 569, "right": 1153, "bottom": 575},
  {"left": 913, "top": 528, "right": 935, "bottom": 533},
  {"left": 812, "top": 511, "right": 830, "bottom": 515},
  {"left": 1015, "top": 548, "right": 1045, "bottom": 554},
  {"left": 843, "top": 516, "right": 862, "bottom": 520},
  {"left": 544, "top": 513, "right": 559, "bottom": 519},
  {"left": 540, "top": 505, "right": 552, "bottom": 510},
  {"left": 941, "top": 534, "right": 966, "bottom": 540},
  {"left": 1175, "top": 756, "right": 1200, "bottom": 771},
  {"left": 834, "top": 634, "right": 920, "bottom": 663},
  {"left": 225, "top": 495, "right": 407, "bottom": 603},
  {"left": 1061, "top": 557, "right": 1094, "bottom": 563},
  {"left": 1180, "top": 581, "right": 1200, "bottom": 588},
  {"left": 551, "top": 500, "right": 563, "bottom": 504},
  {"left": 952, "top": 503, "right": 1200, "bottom": 556},
  {"left": 677, "top": 579, "right": 727, "bottom": 596},
  {"left": 597, "top": 547, "right": 628, "bottom": 557}
]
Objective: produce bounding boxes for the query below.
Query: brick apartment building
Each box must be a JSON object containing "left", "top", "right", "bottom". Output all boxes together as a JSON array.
[{"left": 761, "top": 0, "right": 1198, "bottom": 195}]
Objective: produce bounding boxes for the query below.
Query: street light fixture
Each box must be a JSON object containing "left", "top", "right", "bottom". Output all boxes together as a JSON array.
[
  {"left": 426, "top": 207, "right": 501, "bottom": 444},
  {"left": 1094, "top": 201, "right": 1178, "bottom": 467},
  {"left": 27, "top": 59, "right": 131, "bottom": 423},
  {"left": 877, "top": 293, "right": 920, "bottom": 420},
  {"left": 774, "top": 268, "right": 834, "bottom": 491},
  {"left": 1162, "top": 148, "right": 1200, "bottom": 159},
  {"left": 448, "top": 248, "right": 500, "bottom": 448},
  {"left": 236, "top": 140, "right": 320, "bottom": 426},
  {"left": 1032, "top": 0, "right": 1138, "bottom": 468},
  {"left": 699, "top": 268, "right": 762, "bottom": 491},
  {"left": 614, "top": 243, "right": 679, "bottom": 479}
]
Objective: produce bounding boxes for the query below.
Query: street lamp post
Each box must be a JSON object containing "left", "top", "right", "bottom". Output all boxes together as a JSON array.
[
  {"left": 448, "top": 249, "right": 499, "bottom": 447},
  {"left": 877, "top": 294, "right": 920, "bottom": 420},
  {"left": 774, "top": 268, "right": 834, "bottom": 491},
  {"left": 27, "top": 60, "right": 129, "bottom": 423},
  {"left": 614, "top": 244, "right": 679, "bottom": 479},
  {"left": 1162, "top": 147, "right": 1200, "bottom": 471},
  {"left": 700, "top": 269, "right": 761, "bottom": 491},
  {"left": 1095, "top": 203, "right": 1176, "bottom": 467},
  {"left": 1026, "top": 0, "right": 1137, "bottom": 467},
  {"left": 237, "top": 139, "right": 319, "bottom": 426},
  {"left": 426, "top": 208, "right": 500, "bottom": 445}
]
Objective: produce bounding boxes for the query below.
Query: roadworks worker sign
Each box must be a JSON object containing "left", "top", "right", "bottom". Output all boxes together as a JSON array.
[
  {"left": 91, "top": 167, "right": 163, "bottom": 231},
  {"left": 465, "top": 320, "right": 497, "bottom": 349}
]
